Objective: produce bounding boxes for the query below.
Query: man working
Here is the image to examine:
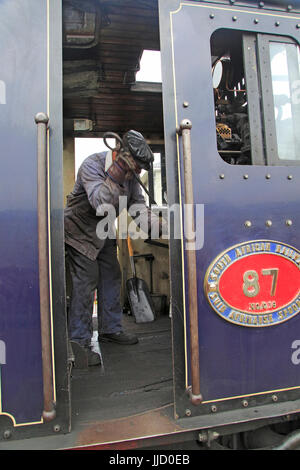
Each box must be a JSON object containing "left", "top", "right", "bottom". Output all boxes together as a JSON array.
[{"left": 65, "top": 130, "right": 162, "bottom": 366}]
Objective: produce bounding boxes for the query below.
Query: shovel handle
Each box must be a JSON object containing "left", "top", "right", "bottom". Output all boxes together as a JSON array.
[
  {"left": 127, "top": 236, "right": 134, "bottom": 257},
  {"left": 127, "top": 236, "right": 137, "bottom": 284}
]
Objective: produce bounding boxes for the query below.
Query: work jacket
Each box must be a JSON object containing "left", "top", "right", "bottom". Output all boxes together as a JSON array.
[{"left": 64, "top": 151, "right": 155, "bottom": 260}]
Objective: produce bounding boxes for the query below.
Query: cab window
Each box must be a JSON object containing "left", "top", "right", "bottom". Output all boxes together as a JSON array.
[{"left": 211, "top": 29, "right": 300, "bottom": 166}]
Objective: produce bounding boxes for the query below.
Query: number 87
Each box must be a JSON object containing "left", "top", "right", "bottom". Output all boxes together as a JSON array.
[{"left": 243, "top": 268, "right": 279, "bottom": 298}]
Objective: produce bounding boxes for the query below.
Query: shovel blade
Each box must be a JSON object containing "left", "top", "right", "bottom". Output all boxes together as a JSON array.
[{"left": 126, "top": 277, "right": 155, "bottom": 323}]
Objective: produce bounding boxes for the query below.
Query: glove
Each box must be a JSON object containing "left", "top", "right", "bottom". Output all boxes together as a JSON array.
[{"left": 106, "top": 155, "right": 131, "bottom": 185}]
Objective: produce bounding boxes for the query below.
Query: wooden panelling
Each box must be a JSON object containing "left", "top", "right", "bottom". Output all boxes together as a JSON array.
[{"left": 63, "top": 0, "right": 163, "bottom": 138}]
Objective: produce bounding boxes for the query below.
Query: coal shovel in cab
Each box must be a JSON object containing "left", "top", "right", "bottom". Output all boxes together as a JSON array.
[{"left": 126, "top": 236, "right": 155, "bottom": 323}]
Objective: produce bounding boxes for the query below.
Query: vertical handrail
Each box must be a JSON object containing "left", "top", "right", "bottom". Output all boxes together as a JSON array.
[
  {"left": 35, "top": 112, "right": 56, "bottom": 421},
  {"left": 177, "top": 119, "right": 202, "bottom": 405}
]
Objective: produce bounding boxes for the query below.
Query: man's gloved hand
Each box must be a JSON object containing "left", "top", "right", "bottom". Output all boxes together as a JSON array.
[
  {"left": 106, "top": 153, "right": 135, "bottom": 185},
  {"left": 106, "top": 130, "right": 154, "bottom": 185}
]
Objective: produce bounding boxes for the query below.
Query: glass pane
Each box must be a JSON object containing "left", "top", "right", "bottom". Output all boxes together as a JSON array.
[
  {"left": 270, "top": 42, "right": 300, "bottom": 160},
  {"left": 210, "top": 29, "right": 252, "bottom": 165}
]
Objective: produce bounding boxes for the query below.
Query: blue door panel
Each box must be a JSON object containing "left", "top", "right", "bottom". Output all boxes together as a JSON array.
[
  {"left": 160, "top": 0, "right": 300, "bottom": 406},
  {"left": 0, "top": 0, "right": 47, "bottom": 424}
]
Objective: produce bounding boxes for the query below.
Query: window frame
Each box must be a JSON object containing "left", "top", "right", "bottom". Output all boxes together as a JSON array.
[
  {"left": 257, "top": 33, "right": 300, "bottom": 166},
  {"left": 214, "top": 31, "right": 300, "bottom": 167},
  {"left": 242, "top": 33, "right": 266, "bottom": 165}
]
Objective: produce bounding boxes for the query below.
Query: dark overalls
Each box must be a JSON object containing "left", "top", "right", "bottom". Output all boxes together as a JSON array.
[{"left": 64, "top": 151, "right": 154, "bottom": 347}]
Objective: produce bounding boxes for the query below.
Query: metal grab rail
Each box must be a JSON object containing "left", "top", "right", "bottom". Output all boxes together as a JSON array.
[
  {"left": 176, "top": 119, "right": 202, "bottom": 405},
  {"left": 35, "top": 112, "right": 56, "bottom": 421}
]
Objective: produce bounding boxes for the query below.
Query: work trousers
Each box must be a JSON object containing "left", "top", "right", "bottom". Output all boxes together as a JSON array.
[{"left": 66, "top": 239, "right": 122, "bottom": 346}]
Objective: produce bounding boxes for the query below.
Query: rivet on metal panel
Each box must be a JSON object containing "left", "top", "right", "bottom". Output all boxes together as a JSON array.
[
  {"left": 183, "top": 101, "right": 189, "bottom": 108},
  {"left": 287, "top": 175, "right": 293, "bottom": 180},
  {"left": 232, "top": 16, "right": 237, "bottom": 21},
  {"left": 296, "top": 24, "right": 300, "bottom": 29},
  {"left": 254, "top": 18, "right": 259, "bottom": 24},
  {"left": 243, "top": 174, "right": 249, "bottom": 180},
  {"left": 265, "top": 220, "right": 272, "bottom": 227},
  {"left": 244, "top": 220, "right": 252, "bottom": 228},
  {"left": 3, "top": 430, "right": 11, "bottom": 440},
  {"left": 286, "top": 219, "right": 293, "bottom": 227},
  {"left": 211, "top": 405, "right": 217, "bottom": 413},
  {"left": 210, "top": 13, "right": 215, "bottom": 19},
  {"left": 219, "top": 173, "right": 225, "bottom": 179},
  {"left": 53, "top": 424, "right": 61, "bottom": 433},
  {"left": 259, "top": 2, "right": 265, "bottom": 7},
  {"left": 185, "top": 409, "right": 192, "bottom": 417},
  {"left": 265, "top": 174, "right": 271, "bottom": 179},
  {"left": 272, "top": 395, "right": 278, "bottom": 402},
  {"left": 275, "top": 21, "right": 280, "bottom": 27},
  {"left": 242, "top": 400, "right": 249, "bottom": 407}
]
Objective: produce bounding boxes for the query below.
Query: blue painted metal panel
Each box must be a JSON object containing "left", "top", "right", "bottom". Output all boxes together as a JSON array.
[
  {"left": 163, "top": 1, "right": 300, "bottom": 404},
  {"left": 0, "top": 0, "right": 47, "bottom": 424}
]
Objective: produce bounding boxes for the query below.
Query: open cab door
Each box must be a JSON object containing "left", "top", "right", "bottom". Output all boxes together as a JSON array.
[
  {"left": 0, "top": 0, "right": 70, "bottom": 441},
  {"left": 159, "top": 0, "right": 300, "bottom": 424}
]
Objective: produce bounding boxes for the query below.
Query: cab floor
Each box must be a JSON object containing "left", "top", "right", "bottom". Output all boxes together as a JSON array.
[{"left": 70, "top": 314, "right": 173, "bottom": 427}]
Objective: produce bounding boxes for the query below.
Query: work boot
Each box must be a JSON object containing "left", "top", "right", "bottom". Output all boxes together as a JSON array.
[
  {"left": 98, "top": 331, "right": 138, "bottom": 345},
  {"left": 84, "top": 346, "right": 101, "bottom": 366}
]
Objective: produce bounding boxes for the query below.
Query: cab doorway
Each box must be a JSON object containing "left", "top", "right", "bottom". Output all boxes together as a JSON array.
[{"left": 62, "top": 0, "right": 172, "bottom": 433}]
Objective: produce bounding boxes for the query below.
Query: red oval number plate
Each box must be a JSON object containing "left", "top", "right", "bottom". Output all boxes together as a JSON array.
[{"left": 204, "top": 240, "right": 300, "bottom": 327}]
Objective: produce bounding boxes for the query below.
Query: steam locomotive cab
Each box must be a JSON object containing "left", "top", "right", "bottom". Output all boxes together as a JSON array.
[{"left": 0, "top": 0, "right": 300, "bottom": 451}]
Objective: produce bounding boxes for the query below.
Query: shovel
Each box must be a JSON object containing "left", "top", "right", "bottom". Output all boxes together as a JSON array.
[{"left": 126, "top": 236, "right": 155, "bottom": 323}]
